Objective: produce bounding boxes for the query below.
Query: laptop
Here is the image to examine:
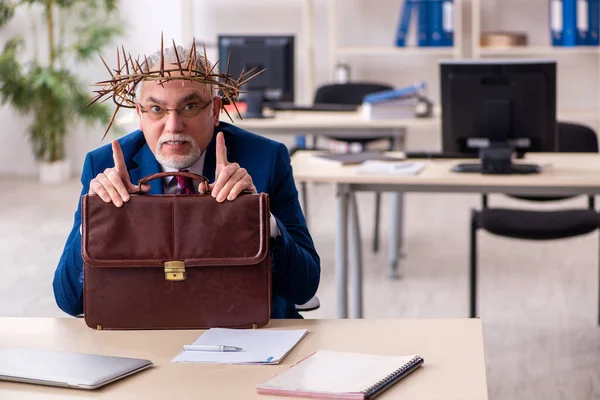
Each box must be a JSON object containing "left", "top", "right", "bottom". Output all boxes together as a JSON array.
[{"left": 0, "top": 348, "right": 153, "bottom": 390}]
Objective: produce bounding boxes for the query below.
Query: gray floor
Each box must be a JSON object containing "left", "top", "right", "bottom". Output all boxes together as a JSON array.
[{"left": 2, "top": 176, "right": 600, "bottom": 399}]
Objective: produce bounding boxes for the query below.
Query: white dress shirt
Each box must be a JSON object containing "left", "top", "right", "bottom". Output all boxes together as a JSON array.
[
  {"left": 160, "top": 151, "right": 207, "bottom": 194},
  {"left": 159, "top": 153, "right": 281, "bottom": 238}
]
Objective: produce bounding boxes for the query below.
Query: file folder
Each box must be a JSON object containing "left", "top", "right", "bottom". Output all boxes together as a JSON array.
[
  {"left": 550, "top": 0, "right": 564, "bottom": 46},
  {"left": 417, "top": 0, "right": 429, "bottom": 47},
  {"left": 577, "top": 0, "right": 589, "bottom": 45},
  {"left": 429, "top": 0, "right": 444, "bottom": 46},
  {"left": 588, "top": 0, "right": 600, "bottom": 45},
  {"left": 564, "top": 0, "right": 578, "bottom": 46},
  {"left": 395, "top": 0, "right": 415, "bottom": 47},
  {"left": 442, "top": 0, "right": 454, "bottom": 46}
]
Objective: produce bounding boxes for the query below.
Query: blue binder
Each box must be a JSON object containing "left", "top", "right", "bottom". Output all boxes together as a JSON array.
[
  {"left": 429, "top": 0, "right": 444, "bottom": 47},
  {"left": 417, "top": 0, "right": 429, "bottom": 47},
  {"left": 395, "top": 0, "right": 415, "bottom": 47},
  {"left": 362, "top": 82, "right": 427, "bottom": 104},
  {"left": 563, "top": 0, "right": 578, "bottom": 46},
  {"left": 550, "top": 0, "right": 564, "bottom": 46},
  {"left": 588, "top": 0, "right": 600, "bottom": 45},
  {"left": 441, "top": 0, "right": 454, "bottom": 46},
  {"left": 577, "top": 0, "right": 589, "bottom": 45}
]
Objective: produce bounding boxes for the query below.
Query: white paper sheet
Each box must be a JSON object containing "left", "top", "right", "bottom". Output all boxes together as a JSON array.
[{"left": 171, "top": 328, "right": 308, "bottom": 365}]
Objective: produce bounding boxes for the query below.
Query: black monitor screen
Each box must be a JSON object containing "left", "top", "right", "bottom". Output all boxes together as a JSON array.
[
  {"left": 218, "top": 35, "right": 294, "bottom": 103},
  {"left": 440, "top": 60, "right": 557, "bottom": 154}
]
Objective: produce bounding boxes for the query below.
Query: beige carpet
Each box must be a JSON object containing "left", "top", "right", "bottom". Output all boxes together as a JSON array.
[{"left": 2, "top": 176, "right": 600, "bottom": 399}]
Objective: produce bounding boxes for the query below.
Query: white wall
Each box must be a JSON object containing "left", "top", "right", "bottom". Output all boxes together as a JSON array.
[
  {"left": 0, "top": 0, "right": 186, "bottom": 177},
  {"left": 1, "top": 0, "right": 599, "bottom": 176}
]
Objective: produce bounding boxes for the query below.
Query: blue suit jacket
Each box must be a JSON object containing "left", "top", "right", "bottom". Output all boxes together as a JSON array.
[{"left": 53, "top": 122, "right": 321, "bottom": 319}]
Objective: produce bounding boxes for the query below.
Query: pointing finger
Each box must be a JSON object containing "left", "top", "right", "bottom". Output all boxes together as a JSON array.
[
  {"left": 215, "top": 132, "right": 228, "bottom": 178},
  {"left": 111, "top": 140, "right": 128, "bottom": 181}
]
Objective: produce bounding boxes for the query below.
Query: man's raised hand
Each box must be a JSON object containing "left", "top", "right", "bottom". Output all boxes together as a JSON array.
[
  {"left": 88, "top": 140, "right": 148, "bottom": 207},
  {"left": 209, "top": 132, "right": 256, "bottom": 203}
]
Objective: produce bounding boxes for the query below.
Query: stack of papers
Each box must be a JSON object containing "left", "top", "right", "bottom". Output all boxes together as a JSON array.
[
  {"left": 356, "top": 160, "right": 426, "bottom": 175},
  {"left": 171, "top": 328, "right": 308, "bottom": 365}
]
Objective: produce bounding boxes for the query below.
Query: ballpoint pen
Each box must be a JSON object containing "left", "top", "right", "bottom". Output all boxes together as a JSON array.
[{"left": 182, "top": 345, "right": 244, "bottom": 352}]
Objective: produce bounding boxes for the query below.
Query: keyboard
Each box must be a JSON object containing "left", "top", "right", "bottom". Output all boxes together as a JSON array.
[{"left": 267, "top": 102, "right": 359, "bottom": 112}]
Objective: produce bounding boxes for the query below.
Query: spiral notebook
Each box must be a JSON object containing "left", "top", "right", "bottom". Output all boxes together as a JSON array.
[{"left": 256, "top": 350, "right": 424, "bottom": 399}]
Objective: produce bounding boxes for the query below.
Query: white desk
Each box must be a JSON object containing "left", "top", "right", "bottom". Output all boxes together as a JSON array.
[
  {"left": 291, "top": 151, "right": 600, "bottom": 319},
  {"left": 229, "top": 110, "right": 439, "bottom": 133},
  {"left": 0, "top": 318, "right": 488, "bottom": 399},
  {"left": 229, "top": 111, "right": 441, "bottom": 272}
]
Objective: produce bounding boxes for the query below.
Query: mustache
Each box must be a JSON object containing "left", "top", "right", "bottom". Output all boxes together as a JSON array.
[{"left": 157, "top": 134, "right": 194, "bottom": 146}]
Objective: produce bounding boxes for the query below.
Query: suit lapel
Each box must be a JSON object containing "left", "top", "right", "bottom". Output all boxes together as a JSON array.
[
  {"left": 130, "top": 142, "right": 163, "bottom": 194},
  {"left": 203, "top": 129, "right": 217, "bottom": 182}
]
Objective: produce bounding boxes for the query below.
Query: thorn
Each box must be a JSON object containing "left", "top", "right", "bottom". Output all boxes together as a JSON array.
[
  {"left": 101, "top": 105, "right": 121, "bottom": 141},
  {"left": 99, "top": 55, "right": 114, "bottom": 78},
  {"left": 222, "top": 104, "right": 234, "bottom": 122},
  {"left": 121, "top": 45, "right": 130, "bottom": 76},
  {"left": 160, "top": 32, "right": 165, "bottom": 77},
  {"left": 116, "top": 46, "right": 120, "bottom": 73}
]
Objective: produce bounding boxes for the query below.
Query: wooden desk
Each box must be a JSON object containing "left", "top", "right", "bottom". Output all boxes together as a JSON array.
[
  {"left": 0, "top": 318, "right": 488, "bottom": 399},
  {"left": 291, "top": 151, "right": 600, "bottom": 318}
]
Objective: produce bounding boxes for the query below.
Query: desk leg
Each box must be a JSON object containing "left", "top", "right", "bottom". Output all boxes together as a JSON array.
[
  {"left": 392, "top": 128, "right": 406, "bottom": 151},
  {"left": 388, "top": 128, "right": 406, "bottom": 280},
  {"left": 335, "top": 184, "right": 350, "bottom": 318},
  {"left": 349, "top": 191, "right": 364, "bottom": 319},
  {"left": 388, "top": 192, "right": 404, "bottom": 280}
]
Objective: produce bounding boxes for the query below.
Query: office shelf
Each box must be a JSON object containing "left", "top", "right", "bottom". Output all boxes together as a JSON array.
[
  {"left": 336, "top": 46, "right": 457, "bottom": 57},
  {"left": 317, "top": 0, "right": 600, "bottom": 131},
  {"left": 477, "top": 46, "right": 600, "bottom": 57},
  {"left": 327, "top": 0, "right": 465, "bottom": 81}
]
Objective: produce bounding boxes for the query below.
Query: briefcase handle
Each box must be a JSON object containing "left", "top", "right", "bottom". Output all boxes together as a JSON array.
[{"left": 136, "top": 171, "right": 210, "bottom": 194}]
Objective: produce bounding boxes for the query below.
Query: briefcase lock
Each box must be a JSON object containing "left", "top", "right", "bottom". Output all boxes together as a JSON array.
[{"left": 164, "top": 261, "right": 186, "bottom": 281}]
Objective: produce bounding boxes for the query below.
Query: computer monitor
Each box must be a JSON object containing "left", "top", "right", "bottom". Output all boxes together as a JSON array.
[
  {"left": 218, "top": 35, "right": 294, "bottom": 118},
  {"left": 440, "top": 59, "right": 557, "bottom": 174}
]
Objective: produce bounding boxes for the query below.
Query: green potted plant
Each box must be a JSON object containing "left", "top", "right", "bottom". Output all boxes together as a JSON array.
[{"left": 0, "top": 0, "right": 122, "bottom": 183}]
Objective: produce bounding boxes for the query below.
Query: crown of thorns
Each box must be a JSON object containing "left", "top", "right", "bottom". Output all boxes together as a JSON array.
[{"left": 87, "top": 36, "right": 264, "bottom": 139}]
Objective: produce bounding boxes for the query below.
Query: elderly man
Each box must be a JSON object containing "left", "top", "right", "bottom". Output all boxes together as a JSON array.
[{"left": 53, "top": 43, "right": 320, "bottom": 319}]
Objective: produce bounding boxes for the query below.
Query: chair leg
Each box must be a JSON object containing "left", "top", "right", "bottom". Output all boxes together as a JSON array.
[
  {"left": 372, "top": 192, "right": 381, "bottom": 253},
  {"left": 301, "top": 182, "right": 308, "bottom": 226},
  {"left": 470, "top": 210, "right": 478, "bottom": 318}
]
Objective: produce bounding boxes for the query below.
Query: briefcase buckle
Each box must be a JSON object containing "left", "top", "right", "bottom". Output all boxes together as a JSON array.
[{"left": 164, "top": 261, "right": 186, "bottom": 281}]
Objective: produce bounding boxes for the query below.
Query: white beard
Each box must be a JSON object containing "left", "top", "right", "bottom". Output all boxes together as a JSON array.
[{"left": 155, "top": 133, "right": 202, "bottom": 169}]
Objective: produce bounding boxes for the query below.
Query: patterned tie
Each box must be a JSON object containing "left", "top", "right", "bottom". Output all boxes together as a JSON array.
[{"left": 175, "top": 169, "right": 195, "bottom": 194}]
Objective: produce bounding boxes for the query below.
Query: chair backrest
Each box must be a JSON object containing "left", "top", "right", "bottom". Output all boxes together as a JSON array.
[
  {"left": 314, "top": 82, "right": 394, "bottom": 105},
  {"left": 557, "top": 122, "right": 599, "bottom": 153},
  {"left": 502, "top": 122, "right": 598, "bottom": 205},
  {"left": 312, "top": 83, "right": 397, "bottom": 146}
]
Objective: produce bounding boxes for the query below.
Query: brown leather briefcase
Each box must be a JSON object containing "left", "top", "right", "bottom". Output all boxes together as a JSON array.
[{"left": 81, "top": 171, "right": 271, "bottom": 330}]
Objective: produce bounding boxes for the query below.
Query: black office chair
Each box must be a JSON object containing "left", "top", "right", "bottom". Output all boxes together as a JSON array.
[
  {"left": 469, "top": 122, "right": 600, "bottom": 323},
  {"left": 295, "top": 82, "right": 399, "bottom": 253}
]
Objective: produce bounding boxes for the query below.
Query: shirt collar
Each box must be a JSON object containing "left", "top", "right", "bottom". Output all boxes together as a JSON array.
[{"left": 160, "top": 151, "right": 207, "bottom": 187}]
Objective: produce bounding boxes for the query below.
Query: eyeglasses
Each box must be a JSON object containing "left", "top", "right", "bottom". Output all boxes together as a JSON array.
[{"left": 140, "top": 99, "right": 213, "bottom": 120}]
